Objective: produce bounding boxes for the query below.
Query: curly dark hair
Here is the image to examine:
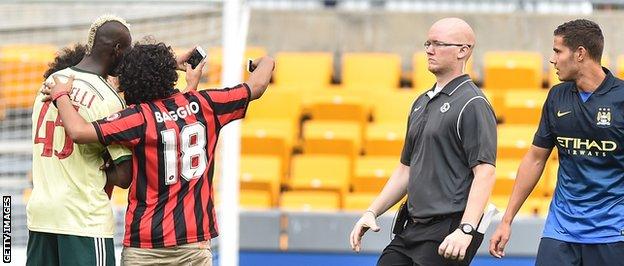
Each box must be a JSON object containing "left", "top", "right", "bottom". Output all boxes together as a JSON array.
[
  {"left": 44, "top": 44, "right": 86, "bottom": 79},
  {"left": 118, "top": 42, "right": 178, "bottom": 105}
]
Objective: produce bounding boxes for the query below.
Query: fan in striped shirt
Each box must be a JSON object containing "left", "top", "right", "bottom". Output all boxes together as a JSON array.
[{"left": 43, "top": 42, "right": 275, "bottom": 265}]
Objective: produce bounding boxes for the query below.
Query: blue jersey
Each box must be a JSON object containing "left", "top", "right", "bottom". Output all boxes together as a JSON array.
[{"left": 533, "top": 68, "right": 624, "bottom": 244}]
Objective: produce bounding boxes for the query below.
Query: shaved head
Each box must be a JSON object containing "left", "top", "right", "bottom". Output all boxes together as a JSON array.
[
  {"left": 428, "top": 18, "right": 475, "bottom": 49},
  {"left": 424, "top": 18, "right": 475, "bottom": 78},
  {"left": 90, "top": 21, "right": 131, "bottom": 54}
]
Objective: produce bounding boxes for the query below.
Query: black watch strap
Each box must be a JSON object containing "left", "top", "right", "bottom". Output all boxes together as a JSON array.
[{"left": 458, "top": 223, "right": 476, "bottom": 235}]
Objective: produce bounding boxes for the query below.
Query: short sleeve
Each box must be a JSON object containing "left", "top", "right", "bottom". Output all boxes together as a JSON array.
[
  {"left": 197, "top": 83, "right": 251, "bottom": 128},
  {"left": 400, "top": 100, "right": 418, "bottom": 166},
  {"left": 458, "top": 97, "right": 497, "bottom": 168},
  {"left": 532, "top": 94, "right": 555, "bottom": 149},
  {"left": 92, "top": 105, "right": 145, "bottom": 147}
]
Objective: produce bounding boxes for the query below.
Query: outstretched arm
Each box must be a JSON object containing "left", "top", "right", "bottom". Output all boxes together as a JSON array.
[
  {"left": 45, "top": 75, "right": 99, "bottom": 144},
  {"left": 245, "top": 56, "right": 275, "bottom": 100}
]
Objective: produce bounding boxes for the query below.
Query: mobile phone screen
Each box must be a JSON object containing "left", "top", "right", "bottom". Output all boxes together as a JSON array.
[{"left": 187, "top": 46, "right": 206, "bottom": 69}]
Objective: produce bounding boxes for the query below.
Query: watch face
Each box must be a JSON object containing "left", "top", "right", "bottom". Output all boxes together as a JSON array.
[{"left": 461, "top": 224, "right": 473, "bottom": 234}]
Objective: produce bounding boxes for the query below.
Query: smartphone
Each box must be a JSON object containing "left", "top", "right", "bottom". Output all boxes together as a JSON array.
[
  {"left": 186, "top": 46, "right": 206, "bottom": 69},
  {"left": 247, "top": 58, "right": 256, "bottom": 73}
]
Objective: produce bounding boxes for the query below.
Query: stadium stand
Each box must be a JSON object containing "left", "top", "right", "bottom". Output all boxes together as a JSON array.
[
  {"left": 341, "top": 52, "right": 401, "bottom": 89},
  {"left": 273, "top": 52, "right": 334, "bottom": 87},
  {"left": 10, "top": 2, "right": 624, "bottom": 265}
]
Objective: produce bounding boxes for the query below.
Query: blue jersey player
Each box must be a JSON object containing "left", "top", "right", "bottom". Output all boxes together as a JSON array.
[{"left": 489, "top": 19, "right": 624, "bottom": 265}]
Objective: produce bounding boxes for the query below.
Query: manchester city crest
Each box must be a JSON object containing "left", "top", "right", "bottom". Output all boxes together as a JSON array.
[{"left": 596, "top": 107, "right": 611, "bottom": 127}]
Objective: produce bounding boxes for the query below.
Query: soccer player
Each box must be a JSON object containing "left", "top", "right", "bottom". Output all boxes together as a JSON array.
[
  {"left": 45, "top": 42, "right": 275, "bottom": 265},
  {"left": 27, "top": 15, "right": 134, "bottom": 266},
  {"left": 349, "top": 18, "right": 497, "bottom": 265},
  {"left": 489, "top": 19, "right": 624, "bottom": 265}
]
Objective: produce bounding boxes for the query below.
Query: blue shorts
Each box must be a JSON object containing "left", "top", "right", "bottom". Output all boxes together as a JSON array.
[{"left": 536, "top": 237, "right": 624, "bottom": 266}]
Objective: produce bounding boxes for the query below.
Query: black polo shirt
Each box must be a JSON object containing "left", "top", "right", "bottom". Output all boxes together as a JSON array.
[{"left": 400, "top": 74, "right": 497, "bottom": 218}]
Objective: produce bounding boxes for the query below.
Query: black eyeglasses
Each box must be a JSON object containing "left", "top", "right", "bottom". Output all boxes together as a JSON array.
[{"left": 424, "top": 40, "right": 472, "bottom": 49}]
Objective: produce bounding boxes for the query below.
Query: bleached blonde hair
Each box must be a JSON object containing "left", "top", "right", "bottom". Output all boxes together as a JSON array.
[{"left": 85, "top": 14, "right": 131, "bottom": 55}]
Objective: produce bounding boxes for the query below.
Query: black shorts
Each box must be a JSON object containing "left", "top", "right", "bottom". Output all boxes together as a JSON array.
[
  {"left": 536, "top": 237, "right": 624, "bottom": 266},
  {"left": 377, "top": 212, "right": 484, "bottom": 266}
]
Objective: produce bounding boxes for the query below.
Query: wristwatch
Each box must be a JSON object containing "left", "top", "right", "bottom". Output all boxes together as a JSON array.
[{"left": 458, "top": 223, "right": 476, "bottom": 236}]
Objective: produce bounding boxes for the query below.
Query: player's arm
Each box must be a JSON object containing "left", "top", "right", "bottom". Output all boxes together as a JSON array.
[
  {"left": 46, "top": 75, "right": 99, "bottom": 144},
  {"left": 460, "top": 163, "right": 496, "bottom": 228},
  {"left": 490, "top": 91, "right": 555, "bottom": 258},
  {"left": 363, "top": 163, "right": 409, "bottom": 219},
  {"left": 503, "top": 146, "right": 550, "bottom": 221},
  {"left": 489, "top": 145, "right": 551, "bottom": 258},
  {"left": 245, "top": 56, "right": 275, "bottom": 100},
  {"left": 349, "top": 162, "right": 409, "bottom": 253},
  {"left": 439, "top": 98, "right": 497, "bottom": 261}
]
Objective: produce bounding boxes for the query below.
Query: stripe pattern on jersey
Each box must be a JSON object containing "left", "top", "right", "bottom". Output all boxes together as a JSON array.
[{"left": 92, "top": 83, "right": 250, "bottom": 248}]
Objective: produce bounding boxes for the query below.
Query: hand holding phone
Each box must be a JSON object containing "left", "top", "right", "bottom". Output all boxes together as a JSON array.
[{"left": 186, "top": 46, "right": 207, "bottom": 69}]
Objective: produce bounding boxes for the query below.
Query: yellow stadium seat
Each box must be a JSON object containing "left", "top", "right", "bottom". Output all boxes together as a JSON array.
[
  {"left": 307, "top": 88, "right": 369, "bottom": 130},
  {"left": 289, "top": 155, "right": 350, "bottom": 195},
  {"left": 240, "top": 155, "right": 282, "bottom": 205},
  {"left": 0, "top": 44, "right": 56, "bottom": 108},
  {"left": 280, "top": 190, "right": 341, "bottom": 211},
  {"left": 497, "top": 124, "right": 537, "bottom": 159},
  {"left": 483, "top": 51, "right": 543, "bottom": 90},
  {"left": 343, "top": 193, "right": 403, "bottom": 212},
  {"left": 343, "top": 193, "right": 377, "bottom": 211},
  {"left": 302, "top": 121, "right": 362, "bottom": 160},
  {"left": 204, "top": 46, "right": 267, "bottom": 84},
  {"left": 353, "top": 156, "right": 397, "bottom": 193},
  {"left": 245, "top": 87, "right": 302, "bottom": 142},
  {"left": 370, "top": 90, "right": 418, "bottom": 124},
  {"left": 412, "top": 52, "right": 475, "bottom": 93},
  {"left": 502, "top": 90, "right": 548, "bottom": 124},
  {"left": 364, "top": 123, "right": 405, "bottom": 156},
  {"left": 241, "top": 120, "right": 294, "bottom": 180},
  {"left": 493, "top": 159, "right": 549, "bottom": 199},
  {"left": 273, "top": 52, "right": 333, "bottom": 87},
  {"left": 111, "top": 188, "right": 128, "bottom": 207},
  {"left": 240, "top": 189, "right": 272, "bottom": 209},
  {"left": 490, "top": 195, "right": 543, "bottom": 216},
  {"left": 246, "top": 88, "right": 302, "bottom": 122},
  {"left": 342, "top": 53, "right": 401, "bottom": 88},
  {"left": 550, "top": 55, "right": 610, "bottom": 87}
]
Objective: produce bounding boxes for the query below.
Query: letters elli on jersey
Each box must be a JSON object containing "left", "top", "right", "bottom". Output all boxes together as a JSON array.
[
  {"left": 556, "top": 137, "right": 617, "bottom": 157},
  {"left": 154, "top": 102, "right": 200, "bottom": 123}
]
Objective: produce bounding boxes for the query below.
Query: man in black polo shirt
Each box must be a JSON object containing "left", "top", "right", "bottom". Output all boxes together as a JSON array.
[
  {"left": 489, "top": 19, "right": 624, "bottom": 265},
  {"left": 349, "top": 18, "right": 497, "bottom": 265}
]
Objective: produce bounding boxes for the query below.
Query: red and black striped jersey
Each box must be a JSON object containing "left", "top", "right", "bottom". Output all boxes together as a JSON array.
[{"left": 92, "top": 83, "right": 250, "bottom": 248}]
